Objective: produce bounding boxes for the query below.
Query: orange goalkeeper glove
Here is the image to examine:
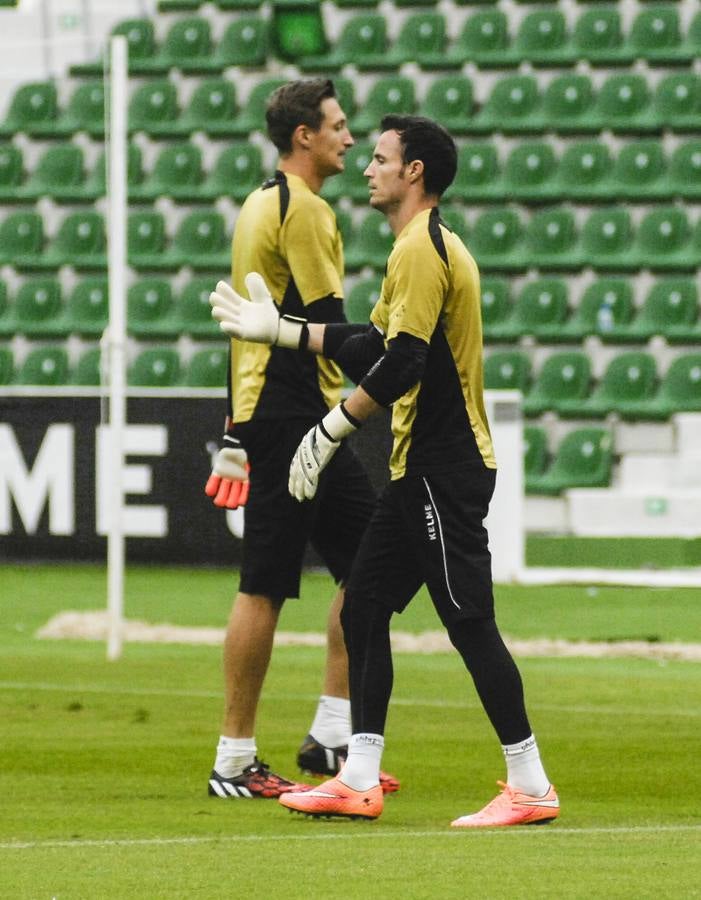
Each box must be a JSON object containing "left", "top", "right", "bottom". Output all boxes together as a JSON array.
[{"left": 205, "top": 430, "right": 250, "bottom": 509}]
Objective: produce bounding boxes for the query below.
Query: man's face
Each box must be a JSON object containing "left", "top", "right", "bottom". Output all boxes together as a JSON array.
[
  {"left": 364, "top": 130, "right": 407, "bottom": 213},
  {"left": 308, "top": 97, "right": 354, "bottom": 177}
]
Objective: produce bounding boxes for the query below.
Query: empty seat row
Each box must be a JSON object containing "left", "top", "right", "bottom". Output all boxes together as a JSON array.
[
  {"left": 0, "top": 141, "right": 263, "bottom": 204},
  {"left": 524, "top": 426, "right": 613, "bottom": 496},
  {"left": 299, "top": 8, "right": 701, "bottom": 73},
  {"left": 0, "top": 276, "right": 221, "bottom": 340},
  {"left": 0, "top": 343, "right": 229, "bottom": 387},
  {"left": 485, "top": 349, "right": 701, "bottom": 421}
]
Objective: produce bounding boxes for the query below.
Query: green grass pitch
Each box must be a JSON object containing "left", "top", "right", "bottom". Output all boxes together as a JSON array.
[{"left": 1, "top": 564, "right": 700, "bottom": 898}]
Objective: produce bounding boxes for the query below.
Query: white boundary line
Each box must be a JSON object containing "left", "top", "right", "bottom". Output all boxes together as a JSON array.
[{"left": 2, "top": 824, "right": 700, "bottom": 851}]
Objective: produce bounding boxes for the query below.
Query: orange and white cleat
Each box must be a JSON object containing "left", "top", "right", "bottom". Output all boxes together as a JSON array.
[
  {"left": 279, "top": 776, "right": 383, "bottom": 820},
  {"left": 296, "top": 734, "right": 400, "bottom": 795},
  {"left": 451, "top": 781, "right": 560, "bottom": 828}
]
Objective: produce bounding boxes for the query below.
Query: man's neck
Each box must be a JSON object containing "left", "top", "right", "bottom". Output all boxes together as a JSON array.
[
  {"left": 278, "top": 157, "right": 323, "bottom": 194},
  {"left": 386, "top": 196, "right": 438, "bottom": 237}
]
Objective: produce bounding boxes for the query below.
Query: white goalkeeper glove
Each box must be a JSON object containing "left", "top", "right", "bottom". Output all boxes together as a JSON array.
[
  {"left": 205, "top": 429, "right": 250, "bottom": 509},
  {"left": 209, "top": 272, "right": 306, "bottom": 349},
  {"left": 289, "top": 403, "right": 359, "bottom": 502}
]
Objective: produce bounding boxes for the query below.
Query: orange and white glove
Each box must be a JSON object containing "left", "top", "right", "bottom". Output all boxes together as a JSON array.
[{"left": 205, "top": 430, "right": 250, "bottom": 509}]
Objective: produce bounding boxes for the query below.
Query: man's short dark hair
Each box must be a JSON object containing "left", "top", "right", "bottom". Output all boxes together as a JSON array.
[
  {"left": 380, "top": 115, "right": 458, "bottom": 198},
  {"left": 266, "top": 79, "right": 337, "bottom": 155}
]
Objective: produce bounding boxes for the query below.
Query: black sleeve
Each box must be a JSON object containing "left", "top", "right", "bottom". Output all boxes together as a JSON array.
[
  {"left": 360, "top": 331, "right": 429, "bottom": 408},
  {"left": 323, "top": 323, "right": 386, "bottom": 385},
  {"left": 305, "top": 293, "right": 347, "bottom": 324}
]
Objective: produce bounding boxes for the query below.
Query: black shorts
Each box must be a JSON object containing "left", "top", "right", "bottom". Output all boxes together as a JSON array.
[
  {"left": 234, "top": 418, "right": 376, "bottom": 600},
  {"left": 346, "top": 466, "right": 496, "bottom": 627}
]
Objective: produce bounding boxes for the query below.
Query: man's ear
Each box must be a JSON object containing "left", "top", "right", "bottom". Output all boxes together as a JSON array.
[
  {"left": 292, "top": 123, "right": 313, "bottom": 151},
  {"left": 407, "top": 159, "right": 424, "bottom": 184}
]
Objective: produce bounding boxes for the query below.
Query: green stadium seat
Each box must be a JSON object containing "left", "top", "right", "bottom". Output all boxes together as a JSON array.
[
  {"left": 0, "top": 211, "right": 45, "bottom": 268},
  {"left": 17, "top": 346, "right": 70, "bottom": 386},
  {"left": 300, "top": 14, "right": 386, "bottom": 72},
  {"left": 271, "top": 0, "right": 328, "bottom": 62},
  {"left": 524, "top": 351, "right": 592, "bottom": 418},
  {"left": 64, "top": 277, "right": 109, "bottom": 337},
  {"left": 625, "top": 278, "right": 699, "bottom": 343},
  {"left": 621, "top": 353, "right": 701, "bottom": 420},
  {"left": 345, "top": 277, "right": 382, "bottom": 324},
  {"left": 344, "top": 211, "right": 394, "bottom": 271},
  {"left": 128, "top": 81, "right": 179, "bottom": 137},
  {"left": 184, "top": 347, "right": 229, "bottom": 387},
  {"left": 332, "top": 0, "right": 379, "bottom": 8},
  {"left": 580, "top": 352, "right": 658, "bottom": 418},
  {"left": 36, "top": 211, "right": 106, "bottom": 271},
  {"left": 137, "top": 16, "right": 214, "bottom": 75},
  {"left": 470, "top": 76, "right": 543, "bottom": 135},
  {"left": 128, "top": 211, "right": 168, "bottom": 271},
  {"left": 483, "top": 349, "right": 531, "bottom": 392},
  {"left": 172, "top": 78, "right": 239, "bottom": 138},
  {"left": 418, "top": 76, "right": 473, "bottom": 135},
  {"left": 668, "top": 140, "right": 701, "bottom": 200},
  {"left": 18, "top": 144, "right": 86, "bottom": 203},
  {"left": 446, "top": 142, "right": 503, "bottom": 203},
  {"left": 70, "top": 19, "right": 156, "bottom": 77},
  {"left": 509, "top": 278, "right": 571, "bottom": 341},
  {"left": 175, "top": 277, "right": 222, "bottom": 339},
  {"left": 216, "top": 0, "right": 264, "bottom": 9},
  {"left": 679, "top": 11, "right": 701, "bottom": 63},
  {"left": 612, "top": 140, "right": 670, "bottom": 201},
  {"left": 634, "top": 207, "right": 696, "bottom": 271},
  {"left": 654, "top": 74, "right": 701, "bottom": 132},
  {"left": 0, "top": 345, "right": 14, "bottom": 384},
  {"left": 0, "top": 144, "right": 24, "bottom": 201},
  {"left": 0, "top": 282, "right": 10, "bottom": 337},
  {"left": 349, "top": 77, "right": 415, "bottom": 136},
  {"left": 0, "top": 81, "right": 58, "bottom": 138},
  {"left": 468, "top": 208, "right": 526, "bottom": 272},
  {"left": 332, "top": 78, "right": 356, "bottom": 122},
  {"left": 158, "top": 0, "right": 203, "bottom": 10},
  {"left": 560, "top": 278, "right": 635, "bottom": 343},
  {"left": 71, "top": 143, "right": 144, "bottom": 203},
  {"left": 581, "top": 209, "right": 636, "bottom": 271},
  {"left": 11, "top": 277, "right": 67, "bottom": 337},
  {"left": 526, "top": 428, "right": 612, "bottom": 496},
  {"left": 204, "top": 17, "right": 269, "bottom": 70},
  {"left": 128, "top": 279, "right": 177, "bottom": 338},
  {"left": 502, "top": 142, "right": 558, "bottom": 203},
  {"left": 128, "top": 347, "right": 181, "bottom": 387},
  {"left": 131, "top": 143, "right": 204, "bottom": 203},
  {"left": 334, "top": 208, "right": 353, "bottom": 247},
  {"left": 525, "top": 209, "right": 581, "bottom": 271},
  {"left": 322, "top": 141, "right": 373, "bottom": 203},
  {"left": 52, "top": 82, "right": 106, "bottom": 138},
  {"left": 571, "top": 7, "right": 631, "bottom": 66},
  {"left": 383, "top": 13, "right": 448, "bottom": 70},
  {"left": 628, "top": 5, "right": 682, "bottom": 65},
  {"left": 480, "top": 277, "right": 516, "bottom": 343},
  {"left": 523, "top": 426, "right": 547, "bottom": 480},
  {"left": 159, "top": 211, "right": 230, "bottom": 271},
  {"left": 197, "top": 143, "right": 263, "bottom": 203},
  {"left": 443, "top": 11, "right": 512, "bottom": 70},
  {"left": 439, "top": 207, "right": 468, "bottom": 244},
  {"left": 394, "top": 0, "right": 438, "bottom": 8},
  {"left": 593, "top": 73, "right": 657, "bottom": 133},
  {"left": 510, "top": 9, "right": 574, "bottom": 67},
  {"left": 70, "top": 347, "right": 103, "bottom": 386},
  {"left": 554, "top": 140, "right": 613, "bottom": 201},
  {"left": 541, "top": 74, "right": 597, "bottom": 133},
  {"left": 228, "top": 78, "right": 287, "bottom": 137}
]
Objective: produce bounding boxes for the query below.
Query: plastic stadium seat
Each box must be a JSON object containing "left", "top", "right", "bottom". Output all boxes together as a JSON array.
[
  {"left": 628, "top": 6, "right": 682, "bottom": 65},
  {"left": 470, "top": 76, "right": 543, "bottom": 135},
  {"left": 158, "top": 211, "right": 230, "bottom": 271},
  {"left": 580, "top": 352, "right": 658, "bottom": 418},
  {"left": 184, "top": 348, "right": 229, "bottom": 387},
  {"left": 668, "top": 140, "right": 701, "bottom": 200},
  {"left": 0, "top": 282, "right": 10, "bottom": 337},
  {"left": 52, "top": 81, "right": 106, "bottom": 139},
  {"left": 128, "top": 279, "right": 177, "bottom": 339},
  {"left": 0, "top": 345, "right": 14, "bottom": 385},
  {"left": 128, "top": 81, "right": 179, "bottom": 137},
  {"left": 634, "top": 207, "right": 695, "bottom": 271},
  {"left": 593, "top": 74, "right": 657, "bottom": 133},
  {"left": 131, "top": 143, "right": 204, "bottom": 203},
  {"left": 625, "top": 278, "right": 699, "bottom": 343},
  {"left": 271, "top": 1, "right": 328, "bottom": 62},
  {"left": 509, "top": 278, "right": 571, "bottom": 341},
  {"left": 581, "top": 209, "right": 636, "bottom": 271},
  {"left": 173, "top": 78, "right": 239, "bottom": 138},
  {"left": 560, "top": 278, "right": 635, "bottom": 343},
  {"left": 198, "top": 143, "right": 263, "bottom": 204},
  {"left": 175, "top": 277, "right": 222, "bottom": 339},
  {"left": 480, "top": 277, "right": 516, "bottom": 343},
  {"left": 653, "top": 74, "right": 701, "bottom": 132},
  {"left": 332, "top": 78, "right": 356, "bottom": 123},
  {"left": 17, "top": 346, "right": 70, "bottom": 386},
  {"left": 70, "top": 347, "right": 102, "bottom": 386},
  {"left": 10, "top": 277, "right": 67, "bottom": 338},
  {"left": 679, "top": 11, "right": 701, "bottom": 63},
  {"left": 128, "top": 211, "right": 168, "bottom": 271},
  {"left": 383, "top": 13, "right": 448, "bottom": 70},
  {"left": 524, "top": 351, "right": 592, "bottom": 417},
  {"left": 571, "top": 8, "right": 630, "bottom": 66},
  {"left": 523, "top": 426, "right": 547, "bottom": 480},
  {"left": 0, "top": 81, "right": 58, "bottom": 138},
  {"left": 216, "top": 0, "right": 264, "bottom": 9},
  {"left": 204, "top": 17, "right": 269, "bottom": 70},
  {"left": 612, "top": 140, "right": 670, "bottom": 201},
  {"left": 468, "top": 209, "right": 525, "bottom": 272},
  {"left": 322, "top": 141, "right": 373, "bottom": 203},
  {"left": 0, "top": 144, "right": 25, "bottom": 201},
  {"left": 439, "top": 207, "right": 468, "bottom": 244},
  {"left": 159, "top": 0, "right": 203, "bottom": 10},
  {"left": 526, "top": 428, "right": 612, "bottom": 496},
  {"left": 0, "top": 211, "right": 45, "bottom": 268},
  {"left": 418, "top": 76, "right": 473, "bottom": 135},
  {"left": 621, "top": 353, "right": 701, "bottom": 420},
  {"left": 70, "top": 19, "right": 156, "bottom": 77},
  {"left": 36, "top": 211, "right": 106, "bottom": 271},
  {"left": 64, "top": 277, "right": 109, "bottom": 337},
  {"left": 443, "top": 11, "right": 512, "bottom": 70},
  {"left": 128, "top": 347, "right": 181, "bottom": 387},
  {"left": 18, "top": 144, "right": 86, "bottom": 203},
  {"left": 345, "top": 277, "right": 382, "bottom": 324},
  {"left": 333, "top": 0, "right": 379, "bottom": 8},
  {"left": 447, "top": 142, "right": 503, "bottom": 203},
  {"left": 524, "top": 209, "right": 581, "bottom": 271},
  {"left": 510, "top": 10, "right": 574, "bottom": 67},
  {"left": 483, "top": 350, "right": 531, "bottom": 392},
  {"left": 72, "top": 144, "right": 144, "bottom": 203},
  {"left": 554, "top": 140, "right": 613, "bottom": 201},
  {"left": 344, "top": 212, "right": 394, "bottom": 271},
  {"left": 136, "top": 16, "right": 214, "bottom": 75},
  {"left": 300, "top": 14, "right": 386, "bottom": 72},
  {"left": 502, "top": 142, "right": 558, "bottom": 203},
  {"left": 541, "top": 74, "right": 597, "bottom": 133},
  {"left": 394, "top": 0, "right": 438, "bottom": 8},
  {"left": 349, "top": 77, "right": 415, "bottom": 136},
  {"left": 229, "top": 78, "right": 287, "bottom": 137},
  {"left": 334, "top": 208, "right": 353, "bottom": 247}
]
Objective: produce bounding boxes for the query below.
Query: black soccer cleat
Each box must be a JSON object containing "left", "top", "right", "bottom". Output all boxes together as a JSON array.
[
  {"left": 296, "top": 734, "right": 400, "bottom": 795},
  {"left": 208, "top": 758, "right": 313, "bottom": 799}
]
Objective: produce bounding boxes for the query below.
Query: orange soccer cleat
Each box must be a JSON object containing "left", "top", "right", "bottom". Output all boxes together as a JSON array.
[
  {"left": 279, "top": 776, "right": 383, "bottom": 820},
  {"left": 296, "top": 734, "right": 401, "bottom": 795},
  {"left": 451, "top": 781, "right": 560, "bottom": 828}
]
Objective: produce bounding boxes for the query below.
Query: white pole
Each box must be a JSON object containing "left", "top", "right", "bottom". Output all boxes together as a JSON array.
[{"left": 106, "top": 34, "right": 128, "bottom": 661}]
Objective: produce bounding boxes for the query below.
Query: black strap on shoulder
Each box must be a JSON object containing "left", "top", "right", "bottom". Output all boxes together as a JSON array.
[
  {"left": 261, "top": 169, "right": 290, "bottom": 226},
  {"left": 430, "top": 206, "right": 449, "bottom": 266}
]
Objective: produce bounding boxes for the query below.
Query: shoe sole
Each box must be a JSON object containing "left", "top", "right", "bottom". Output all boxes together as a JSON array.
[{"left": 284, "top": 807, "right": 379, "bottom": 821}]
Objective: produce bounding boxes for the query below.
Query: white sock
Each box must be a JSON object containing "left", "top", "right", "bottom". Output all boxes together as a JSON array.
[
  {"left": 339, "top": 733, "right": 384, "bottom": 791},
  {"left": 214, "top": 736, "right": 257, "bottom": 778},
  {"left": 502, "top": 734, "right": 550, "bottom": 797},
  {"left": 309, "top": 695, "right": 351, "bottom": 749}
]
